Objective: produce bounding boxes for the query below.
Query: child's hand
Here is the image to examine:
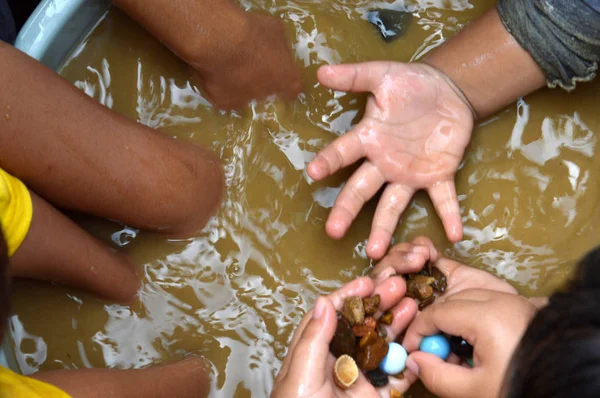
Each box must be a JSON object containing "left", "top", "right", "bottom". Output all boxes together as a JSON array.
[
  {"left": 188, "top": 12, "right": 303, "bottom": 110},
  {"left": 370, "top": 237, "right": 518, "bottom": 297},
  {"left": 114, "top": 0, "right": 302, "bottom": 111},
  {"left": 402, "top": 290, "right": 537, "bottom": 398},
  {"left": 307, "top": 63, "right": 474, "bottom": 260},
  {"left": 272, "top": 276, "right": 418, "bottom": 397}
]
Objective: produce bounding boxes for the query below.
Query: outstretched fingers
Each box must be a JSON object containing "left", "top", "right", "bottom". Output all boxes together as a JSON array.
[
  {"left": 428, "top": 180, "right": 463, "bottom": 243},
  {"left": 366, "top": 183, "right": 415, "bottom": 260},
  {"left": 325, "top": 161, "right": 385, "bottom": 239},
  {"left": 307, "top": 128, "right": 366, "bottom": 181},
  {"left": 316, "top": 62, "right": 392, "bottom": 93}
]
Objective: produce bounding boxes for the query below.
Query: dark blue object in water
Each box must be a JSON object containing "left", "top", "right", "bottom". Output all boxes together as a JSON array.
[{"left": 367, "top": 9, "right": 411, "bottom": 42}]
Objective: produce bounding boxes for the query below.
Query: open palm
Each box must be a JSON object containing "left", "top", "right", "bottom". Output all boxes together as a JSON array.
[{"left": 308, "top": 62, "right": 474, "bottom": 259}]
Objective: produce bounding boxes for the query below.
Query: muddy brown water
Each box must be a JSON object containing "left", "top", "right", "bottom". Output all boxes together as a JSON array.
[{"left": 8, "top": 1, "right": 600, "bottom": 397}]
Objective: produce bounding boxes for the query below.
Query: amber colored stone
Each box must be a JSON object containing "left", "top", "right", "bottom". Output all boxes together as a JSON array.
[
  {"left": 352, "top": 316, "right": 377, "bottom": 337},
  {"left": 363, "top": 294, "right": 381, "bottom": 316},
  {"left": 391, "top": 372, "right": 405, "bottom": 380},
  {"left": 341, "top": 296, "right": 365, "bottom": 325},
  {"left": 390, "top": 388, "right": 404, "bottom": 398},
  {"left": 377, "top": 323, "right": 388, "bottom": 338},
  {"left": 330, "top": 315, "right": 356, "bottom": 358},
  {"left": 359, "top": 330, "right": 379, "bottom": 348},
  {"left": 431, "top": 267, "right": 447, "bottom": 293},
  {"left": 379, "top": 311, "right": 394, "bottom": 325},
  {"left": 355, "top": 336, "right": 389, "bottom": 371}
]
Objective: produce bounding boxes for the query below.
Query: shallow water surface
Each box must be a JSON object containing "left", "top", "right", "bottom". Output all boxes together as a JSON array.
[{"left": 9, "top": 0, "right": 600, "bottom": 396}]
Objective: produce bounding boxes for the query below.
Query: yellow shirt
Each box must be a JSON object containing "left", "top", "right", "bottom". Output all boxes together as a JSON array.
[
  {"left": 0, "top": 168, "right": 32, "bottom": 257},
  {"left": 0, "top": 366, "right": 71, "bottom": 398}
]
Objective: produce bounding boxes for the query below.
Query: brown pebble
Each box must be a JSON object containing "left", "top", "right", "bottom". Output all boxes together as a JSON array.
[
  {"left": 358, "top": 330, "right": 379, "bottom": 348},
  {"left": 391, "top": 371, "right": 405, "bottom": 380},
  {"left": 355, "top": 336, "right": 389, "bottom": 371},
  {"left": 380, "top": 311, "right": 394, "bottom": 325},
  {"left": 390, "top": 388, "right": 404, "bottom": 398},
  {"left": 330, "top": 315, "right": 356, "bottom": 358},
  {"left": 363, "top": 294, "right": 380, "bottom": 315},
  {"left": 342, "top": 296, "right": 365, "bottom": 325},
  {"left": 352, "top": 316, "right": 377, "bottom": 336},
  {"left": 377, "top": 323, "right": 388, "bottom": 338}
]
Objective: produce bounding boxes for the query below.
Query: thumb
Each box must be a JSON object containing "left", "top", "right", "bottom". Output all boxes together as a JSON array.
[
  {"left": 407, "top": 352, "right": 476, "bottom": 398},
  {"left": 285, "top": 297, "right": 338, "bottom": 383},
  {"left": 317, "top": 62, "right": 391, "bottom": 93}
]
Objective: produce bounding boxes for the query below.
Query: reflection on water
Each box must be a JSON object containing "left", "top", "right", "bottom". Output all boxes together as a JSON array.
[{"left": 9, "top": 0, "right": 600, "bottom": 397}]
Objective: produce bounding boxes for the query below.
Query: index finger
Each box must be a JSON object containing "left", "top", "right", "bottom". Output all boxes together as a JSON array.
[
  {"left": 307, "top": 130, "right": 365, "bottom": 181},
  {"left": 402, "top": 299, "right": 487, "bottom": 353}
]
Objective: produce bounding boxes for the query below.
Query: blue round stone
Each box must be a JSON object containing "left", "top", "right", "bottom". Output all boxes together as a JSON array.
[
  {"left": 419, "top": 335, "right": 451, "bottom": 360},
  {"left": 379, "top": 342, "right": 408, "bottom": 375}
]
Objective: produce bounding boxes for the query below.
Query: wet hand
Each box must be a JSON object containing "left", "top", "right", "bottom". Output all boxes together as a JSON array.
[
  {"left": 401, "top": 290, "right": 536, "bottom": 398},
  {"left": 272, "top": 276, "right": 418, "bottom": 397},
  {"left": 370, "top": 236, "right": 518, "bottom": 297},
  {"left": 189, "top": 13, "right": 303, "bottom": 110},
  {"left": 308, "top": 63, "right": 474, "bottom": 259}
]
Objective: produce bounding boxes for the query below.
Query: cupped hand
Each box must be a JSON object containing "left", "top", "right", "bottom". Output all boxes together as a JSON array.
[
  {"left": 272, "top": 276, "right": 419, "bottom": 398},
  {"left": 401, "top": 290, "right": 537, "bottom": 398},
  {"left": 190, "top": 13, "right": 303, "bottom": 110},
  {"left": 370, "top": 236, "right": 518, "bottom": 297},
  {"left": 308, "top": 62, "right": 474, "bottom": 259}
]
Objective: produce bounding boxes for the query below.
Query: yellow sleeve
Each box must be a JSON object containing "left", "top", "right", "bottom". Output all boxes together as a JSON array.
[
  {"left": 0, "top": 366, "right": 72, "bottom": 398},
  {"left": 0, "top": 168, "right": 33, "bottom": 257}
]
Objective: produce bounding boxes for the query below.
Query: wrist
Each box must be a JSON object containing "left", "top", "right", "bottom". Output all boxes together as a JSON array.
[
  {"left": 421, "top": 7, "right": 545, "bottom": 120},
  {"left": 422, "top": 63, "right": 476, "bottom": 120}
]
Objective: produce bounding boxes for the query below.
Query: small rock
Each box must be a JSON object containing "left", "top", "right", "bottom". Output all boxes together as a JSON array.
[
  {"left": 431, "top": 267, "right": 447, "bottom": 293},
  {"left": 352, "top": 316, "right": 377, "bottom": 336},
  {"left": 363, "top": 295, "right": 380, "bottom": 315},
  {"left": 342, "top": 296, "right": 365, "bottom": 325},
  {"left": 365, "top": 368, "right": 389, "bottom": 388},
  {"left": 330, "top": 314, "right": 356, "bottom": 358},
  {"left": 355, "top": 335, "right": 389, "bottom": 371},
  {"left": 390, "top": 388, "right": 404, "bottom": 398},
  {"left": 359, "top": 330, "right": 379, "bottom": 348},
  {"left": 377, "top": 323, "right": 387, "bottom": 338},
  {"left": 379, "top": 311, "right": 394, "bottom": 326},
  {"left": 367, "top": 9, "right": 412, "bottom": 43}
]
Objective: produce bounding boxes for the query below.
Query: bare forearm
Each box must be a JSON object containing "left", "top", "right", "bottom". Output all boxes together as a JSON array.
[
  {"left": 0, "top": 42, "right": 224, "bottom": 235},
  {"left": 113, "top": 0, "right": 248, "bottom": 63},
  {"left": 422, "top": 7, "right": 546, "bottom": 119}
]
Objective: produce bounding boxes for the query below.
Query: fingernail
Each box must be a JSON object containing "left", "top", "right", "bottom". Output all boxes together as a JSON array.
[
  {"left": 406, "top": 253, "right": 416, "bottom": 263},
  {"left": 406, "top": 357, "right": 419, "bottom": 376},
  {"left": 313, "top": 297, "right": 326, "bottom": 320}
]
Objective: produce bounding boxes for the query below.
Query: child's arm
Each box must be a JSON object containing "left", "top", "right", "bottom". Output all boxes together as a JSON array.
[
  {"left": 113, "top": 0, "right": 302, "bottom": 110},
  {"left": 32, "top": 356, "right": 210, "bottom": 398},
  {"left": 10, "top": 191, "right": 139, "bottom": 303},
  {"left": 0, "top": 41, "right": 224, "bottom": 238}
]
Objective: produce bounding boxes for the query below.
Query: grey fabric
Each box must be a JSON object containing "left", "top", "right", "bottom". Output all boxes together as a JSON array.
[
  {"left": 0, "top": 0, "right": 15, "bottom": 44},
  {"left": 497, "top": 0, "right": 600, "bottom": 91}
]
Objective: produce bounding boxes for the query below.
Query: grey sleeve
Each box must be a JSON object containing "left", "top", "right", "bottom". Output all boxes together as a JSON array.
[{"left": 497, "top": 0, "right": 600, "bottom": 91}]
